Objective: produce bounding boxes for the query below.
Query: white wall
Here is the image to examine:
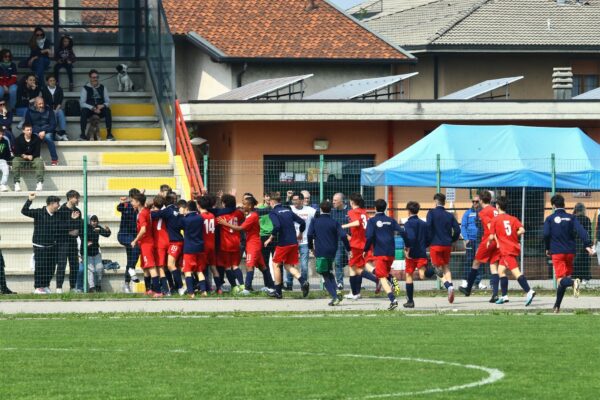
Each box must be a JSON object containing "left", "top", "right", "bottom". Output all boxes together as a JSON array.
[{"left": 175, "top": 42, "right": 233, "bottom": 101}]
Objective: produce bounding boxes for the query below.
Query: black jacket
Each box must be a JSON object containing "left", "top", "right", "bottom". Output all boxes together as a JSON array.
[
  {"left": 21, "top": 199, "right": 61, "bottom": 247},
  {"left": 16, "top": 84, "right": 41, "bottom": 108},
  {"left": 41, "top": 85, "right": 64, "bottom": 109},
  {"left": 84, "top": 224, "right": 111, "bottom": 257},
  {"left": 14, "top": 134, "right": 41, "bottom": 159},
  {"left": 0, "top": 137, "right": 11, "bottom": 162},
  {"left": 57, "top": 203, "right": 82, "bottom": 241}
]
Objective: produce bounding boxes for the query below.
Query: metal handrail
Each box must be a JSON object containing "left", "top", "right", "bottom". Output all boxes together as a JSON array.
[{"left": 175, "top": 99, "right": 205, "bottom": 196}]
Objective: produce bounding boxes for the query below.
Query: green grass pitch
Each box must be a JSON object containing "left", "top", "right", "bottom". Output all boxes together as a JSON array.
[{"left": 1, "top": 312, "right": 599, "bottom": 399}]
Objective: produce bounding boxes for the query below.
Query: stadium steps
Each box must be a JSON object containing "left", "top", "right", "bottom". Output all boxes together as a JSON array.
[{"left": 2, "top": 60, "right": 181, "bottom": 282}]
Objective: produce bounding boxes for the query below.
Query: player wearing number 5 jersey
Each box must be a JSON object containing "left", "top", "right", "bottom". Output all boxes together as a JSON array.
[
  {"left": 151, "top": 192, "right": 185, "bottom": 295},
  {"left": 217, "top": 196, "right": 275, "bottom": 295},
  {"left": 342, "top": 193, "right": 378, "bottom": 300},
  {"left": 488, "top": 196, "right": 535, "bottom": 306}
]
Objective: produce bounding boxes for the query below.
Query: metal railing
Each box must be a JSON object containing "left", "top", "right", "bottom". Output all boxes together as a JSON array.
[{"left": 175, "top": 99, "right": 204, "bottom": 196}]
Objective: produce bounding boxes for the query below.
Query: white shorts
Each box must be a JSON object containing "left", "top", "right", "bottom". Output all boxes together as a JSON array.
[{"left": 391, "top": 260, "right": 405, "bottom": 271}]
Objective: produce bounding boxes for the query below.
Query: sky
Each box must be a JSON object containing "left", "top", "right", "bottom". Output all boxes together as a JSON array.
[{"left": 329, "top": 0, "right": 364, "bottom": 10}]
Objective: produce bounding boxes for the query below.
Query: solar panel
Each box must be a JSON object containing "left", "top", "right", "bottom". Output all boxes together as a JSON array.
[
  {"left": 440, "top": 76, "right": 524, "bottom": 100},
  {"left": 573, "top": 87, "right": 600, "bottom": 100},
  {"left": 305, "top": 72, "right": 419, "bottom": 100},
  {"left": 209, "top": 75, "right": 314, "bottom": 100}
]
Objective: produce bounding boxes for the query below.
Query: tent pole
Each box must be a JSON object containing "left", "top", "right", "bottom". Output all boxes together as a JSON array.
[
  {"left": 436, "top": 154, "right": 441, "bottom": 193},
  {"left": 384, "top": 186, "right": 389, "bottom": 216},
  {"left": 520, "top": 186, "right": 526, "bottom": 275},
  {"left": 551, "top": 153, "right": 557, "bottom": 289}
]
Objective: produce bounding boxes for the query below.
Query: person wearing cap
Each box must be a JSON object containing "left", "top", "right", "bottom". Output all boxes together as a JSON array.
[{"left": 22, "top": 192, "right": 78, "bottom": 294}]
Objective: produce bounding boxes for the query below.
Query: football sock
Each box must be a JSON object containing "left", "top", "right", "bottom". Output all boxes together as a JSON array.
[
  {"left": 490, "top": 274, "right": 499, "bottom": 297},
  {"left": 298, "top": 275, "right": 307, "bottom": 285},
  {"left": 198, "top": 280, "right": 207, "bottom": 293},
  {"left": 165, "top": 268, "right": 175, "bottom": 291},
  {"left": 151, "top": 276, "right": 160, "bottom": 293},
  {"left": 160, "top": 277, "right": 169, "bottom": 293},
  {"left": 275, "top": 284, "right": 283, "bottom": 296},
  {"left": 387, "top": 292, "right": 396, "bottom": 302},
  {"left": 361, "top": 270, "right": 377, "bottom": 283},
  {"left": 560, "top": 277, "right": 574, "bottom": 288},
  {"left": 234, "top": 268, "right": 244, "bottom": 285},
  {"left": 144, "top": 276, "right": 151, "bottom": 292},
  {"left": 406, "top": 283, "right": 414, "bottom": 302},
  {"left": 225, "top": 269, "right": 237, "bottom": 287},
  {"left": 500, "top": 276, "right": 509, "bottom": 297},
  {"left": 349, "top": 275, "right": 359, "bottom": 295},
  {"left": 555, "top": 285, "right": 566, "bottom": 308},
  {"left": 185, "top": 276, "right": 195, "bottom": 295},
  {"left": 322, "top": 272, "right": 337, "bottom": 299},
  {"left": 356, "top": 275, "right": 364, "bottom": 294},
  {"left": 213, "top": 275, "right": 222, "bottom": 290},
  {"left": 443, "top": 281, "right": 452, "bottom": 290},
  {"left": 245, "top": 269, "right": 254, "bottom": 290},
  {"left": 172, "top": 269, "right": 183, "bottom": 289},
  {"left": 517, "top": 275, "right": 531, "bottom": 293},
  {"left": 466, "top": 268, "right": 479, "bottom": 291}
]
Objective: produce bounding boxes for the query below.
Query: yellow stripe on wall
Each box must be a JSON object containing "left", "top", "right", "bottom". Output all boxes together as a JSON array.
[
  {"left": 99, "top": 128, "right": 162, "bottom": 140},
  {"left": 111, "top": 103, "right": 156, "bottom": 116},
  {"left": 101, "top": 152, "right": 170, "bottom": 165},
  {"left": 107, "top": 177, "right": 177, "bottom": 192}
]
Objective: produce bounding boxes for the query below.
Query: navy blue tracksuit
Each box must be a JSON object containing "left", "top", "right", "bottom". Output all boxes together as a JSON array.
[
  {"left": 543, "top": 209, "right": 592, "bottom": 254},
  {"left": 401, "top": 215, "right": 430, "bottom": 259},
  {"left": 426, "top": 206, "right": 461, "bottom": 246},
  {"left": 151, "top": 204, "right": 184, "bottom": 242},
  {"left": 117, "top": 201, "right": 139, "bottom": 283},
  {"left": 364, "top": 213, "right": 403, "bottom": 256},
  {"left": 307, "top": 214, "right": 350, "bottom": 258},
  {"left": 269, "top": 204, "right": 306, "bottom": 246}
]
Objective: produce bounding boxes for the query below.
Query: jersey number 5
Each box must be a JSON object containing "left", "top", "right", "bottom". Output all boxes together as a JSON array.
[{"left": 503, "top": 220, "right": 512, "bottom": 236}]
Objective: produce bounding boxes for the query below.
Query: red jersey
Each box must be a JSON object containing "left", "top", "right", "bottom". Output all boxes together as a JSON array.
[
  {"left": 136, "top": 207, "right": 154, "bottom": 245},
  {"left": 152, "top": 215, "right": 169, "bottom": 249},
  {"left": 490, "top": 213, "right": 522, "bottom": 256},
  {"left": 219, "top": 209, "right": 244, "bottom": 252},
  {"left": 201, "top": 211, "right": 216, "bottom": 253},
  {"left": 478, "top": 205, "right": 499, "bottom": 239},
  {"left": 347, "top": 208, "right": 368, "bottom": 249},
  {"left": 240, "top": 211, "right": 261, "bottom": 252}
]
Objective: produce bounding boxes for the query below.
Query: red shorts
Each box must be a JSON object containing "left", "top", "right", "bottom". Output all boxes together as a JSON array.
[
  {"left": 405, "top": 258, "right": 428, "bottom": 275},
  {"left": 552, "top": 253, "right": 574, "bottom": 279},
  {"left": 155, "top": 246, "right": 168, "bottom": 267},
  {"left": 245, "top": 248, "right": 265, "bottom": 268},
  {"left": 430, "top": 245, "right": 451, "bottom": 266},
  {"left": 182, "top": 252, "right": 206, "bottom": 273},
  {"left": 168, "top": 242, "right": 184, "bottom": 260},
  {"left": 273, "top": 244, "right": 299, "bottom": 265},
  {"left": 217, "top": 250, "right": 241, "bottom": 267},
  {"left": 500, "top": 255, "right": 519, "bottom": 270},
  {"left": 349, "top": 247, "right": 365, "bottom": 268},
  {"left": 139, "top": 243, "right": 156, "bottom": 269},
  {"left": 374, "top": 256, "right": 394, "bottom": 279},
  {"left": 475, "top": 240, "right": 501, "bottom": 264},
  {"left": 205, "top": 248, "right": 216, "bottom": 267},
  {"left": 364, "top": 250, "right": 375, "bottom": 264}
]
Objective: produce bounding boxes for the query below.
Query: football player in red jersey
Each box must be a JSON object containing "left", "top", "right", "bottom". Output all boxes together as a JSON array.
[
  {"left": 216, "top": 194, "right": 245, "bottom": 293},
  {"left": 218, "top": 196, "right": 275, "bottom": 295},
  {"left": 197, "top": 195, "right": 219, "bottom": 293},
  {"left": 341, "top": 193, "right": 378, "bottom": 300},
  {"left": 130, "top": 193, "right": 162, "bottom": 297},
  {"left": 488, "top": 196, "right": 535, "bottom": 306},
  {"left": 459, "top": 190, "right": 502, "bottom": 302}
]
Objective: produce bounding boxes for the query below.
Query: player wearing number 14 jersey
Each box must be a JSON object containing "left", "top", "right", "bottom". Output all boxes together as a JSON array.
[
  {"left": 342, "top": 193, "right": 378, "bottom": 300},
  {"left": 488, "top": 196, "right": 535, "bottom": 306}
]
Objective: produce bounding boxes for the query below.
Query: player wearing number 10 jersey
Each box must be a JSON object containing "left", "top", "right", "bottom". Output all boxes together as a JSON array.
[
  {"left": 488, "top": 196, "right": 535, "bottom": 306},
  {"left": 342, "top": 193, "right": 378, "bottom": 300}
]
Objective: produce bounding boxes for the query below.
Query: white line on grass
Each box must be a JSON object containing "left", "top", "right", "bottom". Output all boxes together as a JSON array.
[{"left": 0, "top": 347, "right": 504, "bottom": 398}]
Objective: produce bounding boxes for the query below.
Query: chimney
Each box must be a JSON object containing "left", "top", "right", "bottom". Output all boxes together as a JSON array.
[
  {"left": 552, "top": 67, "right": 573, "bottom": 100},
  {"left": 306, "top": 0, "right": 319, "bottom": 11}
]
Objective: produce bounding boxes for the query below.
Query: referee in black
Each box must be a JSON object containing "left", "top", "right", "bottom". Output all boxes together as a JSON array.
[
  {"left": 55, "top": 190, "right": 82, "bottom": 293},
  {"left": 22, "top": 193, "right": 78, "bottom": 294}
]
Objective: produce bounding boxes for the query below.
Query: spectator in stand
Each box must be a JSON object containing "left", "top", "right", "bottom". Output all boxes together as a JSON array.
[
  {"left": 53, "top": 35, "right": 76, "bottom": 91},
  {"left": 55, "top": 190, "right": 82, "bottom": 293},
  {"left": 0, "top": 100, "right": 15, "bottom": 152},
  {"left": 0, "top": 234, "right": 16, "bottom": 294},
  {"left": 12, "top": 123, "right": 44, "bottom": 192},
  {"left": 84, "top": 215, "right": 111, "bottom": 292},
  {"left": 0, "top": 128, "right": 12, "bottom": 192},
  {"left": 573, "top": 203, "right": 592, "bottom": 285},
  {"left": 331, "top": 192, "right": 349, "bottom": 290},
  {"left": 0, "top": 49, "right": 18, "bottom": 110},
  {"left": 41, "top": 75, "right": 68, "bottom": 141},
  {"left": 22, "top": 192, "right": 75, "bottom": 294},
  {"left": 118, "top": 188, "right": 141, "bottom": 292},
  {"left": 24, "top": 96, "right": 59, "bottom": 165},
  {"left": 15, "top": 74, "right": 41, "bottom": 117},
  {"left": 25, "top": 26, "right": 52, "bottom": 86},
  {"left": 79, "top": 69, "right": 114, "bottom": 141}
]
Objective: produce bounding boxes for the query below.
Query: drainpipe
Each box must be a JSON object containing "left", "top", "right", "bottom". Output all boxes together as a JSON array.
[
  {"left": 433, "top": 55, "right": 439, "bottom": 99},
  {"left": 236, "top": 62, "right": 248, "bottom": 88}
]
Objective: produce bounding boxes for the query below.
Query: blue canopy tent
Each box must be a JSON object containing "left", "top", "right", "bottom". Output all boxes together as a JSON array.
[{"left": 361, "top": 124, "right": 600, "bottom": 190}]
